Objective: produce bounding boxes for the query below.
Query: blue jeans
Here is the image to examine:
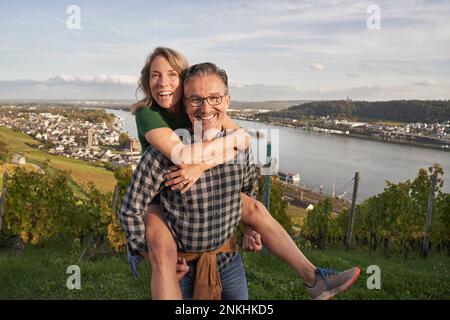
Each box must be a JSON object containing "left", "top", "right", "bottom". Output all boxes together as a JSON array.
[{"left": 180, "top": 253, "right": 248, "bottom": 300}]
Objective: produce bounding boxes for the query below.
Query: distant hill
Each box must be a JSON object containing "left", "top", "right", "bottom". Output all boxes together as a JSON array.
[
  {"left": 0, "top": 100, "right": 134, "bottom": 112},
  {"left": 258, "top": 100, "right": 450, "bottom": 123},
  {"left": 4, "top": 100, "right": 449, "bottom": 122},
  {"left": 1, "top": 99, "right": 309, "bottom": 112},
  {"left": 230, "top": 100, "right": 309, "bottom": 111}
]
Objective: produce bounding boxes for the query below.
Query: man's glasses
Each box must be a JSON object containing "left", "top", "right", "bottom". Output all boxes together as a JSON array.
[{"left": 184, "top": 94, "right": 227, "bottom": 107}]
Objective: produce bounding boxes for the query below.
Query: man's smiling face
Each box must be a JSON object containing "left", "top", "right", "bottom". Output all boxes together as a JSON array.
[{"left": 184, "top": 74, "right": 230, "bottom": 134}]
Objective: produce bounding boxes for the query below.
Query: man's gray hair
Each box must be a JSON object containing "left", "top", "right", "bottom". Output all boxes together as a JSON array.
[{"left": 183, "top": 62, "right": 228, "bottom": 94}]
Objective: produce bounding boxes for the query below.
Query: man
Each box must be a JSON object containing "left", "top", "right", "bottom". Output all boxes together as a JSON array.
[{"left": 120, "top": 62, "right": 258, "bottom": 300}]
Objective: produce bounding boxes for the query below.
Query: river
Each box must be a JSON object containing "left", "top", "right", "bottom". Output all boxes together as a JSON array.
[{"left": 108, "top": 109, "right": 450, "bottom": 201}]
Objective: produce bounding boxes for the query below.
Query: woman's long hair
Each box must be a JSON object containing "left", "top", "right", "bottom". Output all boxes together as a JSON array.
[{"left": 131, "top": 47, "right": 189, "bottom": 114}]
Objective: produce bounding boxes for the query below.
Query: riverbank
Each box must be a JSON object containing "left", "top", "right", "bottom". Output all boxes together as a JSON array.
[
  {"left": 237, "top": 117, "right": 450, "bottom": 153},
  {"left": 283, "top": 183, "right": 350, "bottom": 214},
  {"left": 101, "top": 107, "right": 450, "bottom": 152}
]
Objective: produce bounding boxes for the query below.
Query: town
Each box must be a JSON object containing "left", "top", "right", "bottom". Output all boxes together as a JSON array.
[
  {"left": 0, "top": 104, "right": 141, "bottom": 168},
  {"left": 228, "top": 108, "right": 450, "bottom": 151}
]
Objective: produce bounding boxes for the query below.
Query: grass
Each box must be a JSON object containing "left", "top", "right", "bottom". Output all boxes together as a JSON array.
[
  {"left": 0, "top": 244, "right": 146, "bottom": 300},
  {"left": 0, "top": 243, "right": 448, "bottom": 300},
  {"left": 244, "top": 248, "right": 449, "bottom": 300},
  {"left": 0, "top": 126, "right": 116, "bottom": 193}
]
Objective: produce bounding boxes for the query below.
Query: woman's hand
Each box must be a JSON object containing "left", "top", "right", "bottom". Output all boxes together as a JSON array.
[
  {"left": 242, "top": 225, "right": 262, "bottom": 252},
  {"left": 164, "top": 164, "right": 205, "bottom": 193},
  {"left": 232, "top": 128, "right": 251, "bottom": 151}
]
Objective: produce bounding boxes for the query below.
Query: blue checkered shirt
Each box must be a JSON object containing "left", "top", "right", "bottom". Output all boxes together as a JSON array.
[{"left": 119, "top": 130, "right": 257, "bottom": 272}]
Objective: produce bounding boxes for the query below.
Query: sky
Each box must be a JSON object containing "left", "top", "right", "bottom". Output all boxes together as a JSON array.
[{"left": 0, "top": 0, "right": 449, "bottom": 101}]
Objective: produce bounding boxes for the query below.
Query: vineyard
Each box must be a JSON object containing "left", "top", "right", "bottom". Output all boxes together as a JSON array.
[
  {"left": 299, "top": 165, "right": 449, "bottom": 258},
  {"left": 0, "top": 164, "right": 127, "bottom": 253},
  {"left": 256, "top": 165, "right": 449, "bottom": 259},
  {"left": 0, "top": 126, "right": 449, "bottom": 299}
]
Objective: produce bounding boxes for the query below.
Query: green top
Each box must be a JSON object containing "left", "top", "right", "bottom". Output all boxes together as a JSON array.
[{"left": 135, "top": 102, "right": 190, "bottom": 153}]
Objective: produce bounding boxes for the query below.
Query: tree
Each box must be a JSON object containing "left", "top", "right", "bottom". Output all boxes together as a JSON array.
[
  {"left": 106, "top": 166, "right": 133, "bottom": 252},
  {"left": 433, "top": 193, "right": 450, "bottom": 256},
  {"left": 119, "top": 132, "right": 130, "bottom": 147},
  {"left": 0, "top": 141, "right": 10, "bottom": 163},
  {"left": 302, "top": 198, "right": 332, "bottom": 249}
]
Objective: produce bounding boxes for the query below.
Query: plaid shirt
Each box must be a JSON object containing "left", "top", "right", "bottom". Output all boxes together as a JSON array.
[{"left": 119, "top": 130, "right": 257, "bottom": 272}]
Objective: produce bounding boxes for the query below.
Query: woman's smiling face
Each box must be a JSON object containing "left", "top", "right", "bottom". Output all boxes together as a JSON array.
[{"left": 149, "top": 55, "right": 182, "bottom": 111}]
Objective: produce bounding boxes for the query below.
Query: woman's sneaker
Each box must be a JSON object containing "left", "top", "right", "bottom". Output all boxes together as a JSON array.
[{"left": 305, "top": 267, "right": 360, "bottom": 300}]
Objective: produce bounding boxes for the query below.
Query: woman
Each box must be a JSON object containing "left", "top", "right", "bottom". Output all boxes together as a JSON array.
[{"left": 127, "top": 47, "right": 360, "bottom": 300}]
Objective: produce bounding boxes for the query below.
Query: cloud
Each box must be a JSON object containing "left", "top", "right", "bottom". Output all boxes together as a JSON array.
[
  {"left": 1, "top": 0, "right": 449, "bottom": 101},
  {"left": 0, "top": 75, "right": 138, "bottom": 100},
  {"left": 228, "top": 80, "right": 450, "bottom": 101},
  {"left": 413, "top": 79, "right": 441, "bottom": 86},
  {"left": 297, "top": 81, "right": 450, "bottom": 101},
  {"left": 310, "top": 63, "right": 325, "bottom": 71},
  {"left": 1, "top": 75, "right": 449, "bottom": 101},
  {"left": 48, "top": 74, "right": 139, "bottom": 86}
]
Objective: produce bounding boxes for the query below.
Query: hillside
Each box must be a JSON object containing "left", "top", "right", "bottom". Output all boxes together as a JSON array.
[
  {"left": 259, "top": 100, "right": 450, "bottom": 123},
  {"left": 0, "top": 126, "right": 116, "bottom": 193}
]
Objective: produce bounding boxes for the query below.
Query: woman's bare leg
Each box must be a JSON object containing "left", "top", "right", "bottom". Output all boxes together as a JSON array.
[
  {"left": 143, "top": 204, "right": 182, "bottom": 299},
  {"left": 241, "top": 193, "right": 317, "bottom": 286}
]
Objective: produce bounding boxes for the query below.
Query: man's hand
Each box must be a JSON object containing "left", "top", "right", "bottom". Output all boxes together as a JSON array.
[
  {"left": 242, "top": 225, "right": 262, "bottom": 252},
  {"left": 176, "top": 257, "right": 189, "bottom": 280}
]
